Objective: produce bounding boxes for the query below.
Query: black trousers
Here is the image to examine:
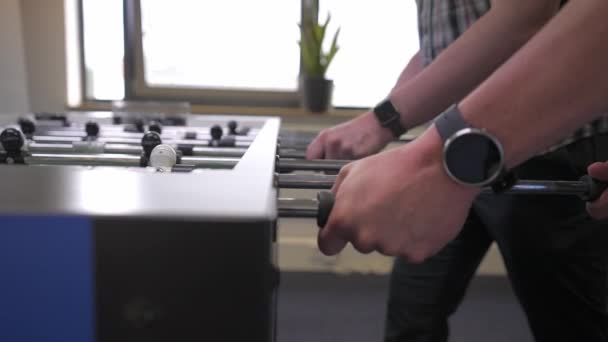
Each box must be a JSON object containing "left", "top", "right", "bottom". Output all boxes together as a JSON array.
[{"left": 384, "top": 135, "right": 608, "bottom": 342}]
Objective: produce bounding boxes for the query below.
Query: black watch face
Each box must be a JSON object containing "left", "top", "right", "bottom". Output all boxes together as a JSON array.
[{"left": 444, "top": 131, "right": 502, "bottom": 185}]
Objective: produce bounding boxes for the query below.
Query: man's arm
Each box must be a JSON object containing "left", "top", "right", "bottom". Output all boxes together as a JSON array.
[
  {"left": 390, "top": 51, "right": 423, "bottom": 95},
  {"left": 318, "top": 0, "right": 608, "bottom": 261},
  {"left": 456, "top": 0, "right": 608, "bottom": 168},
  {"left": 390, "top": 0, "right": 561, "bottom": 130},
  {"left": 305, "top": 51, "right": 423, "bottom": 160}
]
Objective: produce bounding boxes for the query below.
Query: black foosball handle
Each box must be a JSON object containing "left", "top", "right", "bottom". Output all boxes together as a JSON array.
[
  {"left": 580, "top": 175, "right": 608, "bottom": 202},
  {"left": 316, "top": 191, "right": 335, "bottom": 228}
]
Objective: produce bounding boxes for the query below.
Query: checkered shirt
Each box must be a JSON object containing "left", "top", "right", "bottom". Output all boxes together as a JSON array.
[{"left": 416, "top": 0, "right": 608, "bottom": 152}]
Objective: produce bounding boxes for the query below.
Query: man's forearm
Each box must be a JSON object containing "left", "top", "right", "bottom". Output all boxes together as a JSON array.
[
  {"left": 458, "top": 0, "right": 608, "bottom": 168},
  {"left": 389, "top": 51, "right": 423, "bottom": 95},
  {"left": 390, "top": 1, "right": 560, "bottom": 130}
]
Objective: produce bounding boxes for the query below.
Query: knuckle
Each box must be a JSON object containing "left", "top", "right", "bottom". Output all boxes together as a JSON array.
[
  {"left": 341, "top": 146, "right": 354, "bottom": 158},
  {"left": 327, "top": 136, "right": 342, "bottom": 148},
  {"left": 378, "top": 244, "right": 400, "bottom": 257},
  {"left": 353, "top": 232, "right": 376, "bottom": 254},
  {"left": 340, "top": 142, "right": 352, "bottom": 153},
  {"left": 326, "top": 211, "right": 347, "bottom": 234}
]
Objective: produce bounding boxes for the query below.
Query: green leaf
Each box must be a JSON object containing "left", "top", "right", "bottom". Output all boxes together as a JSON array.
[
  {"left": 320, "top": 27, "right": 340, "bottom": 74},
  {"left": 298, "top": 10, "right": 339, "bottom": 78}
]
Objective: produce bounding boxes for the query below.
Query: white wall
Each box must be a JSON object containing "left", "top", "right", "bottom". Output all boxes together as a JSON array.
[
  {"left": 21, "top": 0, "right": 67, "bottom": 112},
  {"left": 0, "top": 0, "right": 67, "bottom": 114},
  {"left": 0, "top": 0, "right": 30, "bottom": 113}
]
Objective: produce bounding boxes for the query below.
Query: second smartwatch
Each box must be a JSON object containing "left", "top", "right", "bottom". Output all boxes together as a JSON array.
[{"left": 373, "top": 99, "right": 407, "bottom": 138}]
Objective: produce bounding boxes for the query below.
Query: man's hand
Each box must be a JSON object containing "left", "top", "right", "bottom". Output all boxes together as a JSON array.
[
  {"left": 306, "top": 111, "right": 394, "bottom": 160},
  {"left": 317, "top": 127, "right": 480, "bottom": 262},
  {"left": 586, "top": 162, "right": 608, "bottom": 219}
]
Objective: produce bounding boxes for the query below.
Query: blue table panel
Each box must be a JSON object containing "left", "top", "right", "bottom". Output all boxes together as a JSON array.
[{"left": 0, "top": 216, "right": 94, "bottom": 342}]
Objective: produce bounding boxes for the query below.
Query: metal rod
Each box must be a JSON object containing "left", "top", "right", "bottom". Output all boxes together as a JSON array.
[
  {"left": 24, "top": 142, "right": 248, "bottom": 157},
  {"left": 278, "top": 150, "right": 306, "bottom": 159},
  {"left": 181, "top": 156, "right": 239, "bottom": 169},
  {"left": 26, "top": 153, "right": 141, "bottom": 167},
  {"left": 25, "top": 153, "right": 239, "bottom": 169},
  {"left": 277, "top": 198, "right": 319, "bottom": 218},
  {"left": 277, "top": 159, "right": 348, "bottom": 173},
  {"left": 277, "top": 179, "right": 598, "bottom": 223},
  {"left": 31, "top": 135, "right": 251, "bottom": 148},
  {"left": 277, "top": 174, "right": 337, "bottom": 189},
  {"left": 37, "top": 129, "right": 258, "bottom": 142},
  {"left": 500, "top": 180, "right": 589, "bottom": 196},
  {"left": 21, "top": 142, "right": 304, "bottom": 159},
  {"left": 277, "top": 174, "right": 593, "bottom": 197}
]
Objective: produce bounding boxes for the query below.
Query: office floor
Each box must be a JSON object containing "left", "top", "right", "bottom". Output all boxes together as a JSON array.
[{"left": 277, "top": 272, "right": 534, "bottom": 342}]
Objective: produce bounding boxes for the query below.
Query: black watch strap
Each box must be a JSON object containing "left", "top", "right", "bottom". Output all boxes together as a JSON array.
[{"left": 373, "top": 99, "right": 407, "bottom": 138}]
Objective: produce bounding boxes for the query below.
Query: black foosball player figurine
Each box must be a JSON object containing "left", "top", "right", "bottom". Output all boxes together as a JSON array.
[
  {"left": 227, "top": 120, "right": 250, "bottom": 136},
  {"left": 17, "top": 117, "right": 36, "bottom": 140},
  {"left": 83, "top": 121, "right": 100, "bottom": 142},
  {"left": 139, "top": 131, "right": 162, "bottom": 167},
  {"left": 34, "top": 112, "right": 70, "bottom": 127},
  {"left": 148, "top": 121, "right": 162, "bottom": 135},
  {"left": 123, "top": 118, "right": 146, "bottom": 133},
  {"left": 72, "top": 121, "right": 104, "bottom": 154},
  {"left": 0, "top": 128, "right": 27, "bottom": 164},
  {"left": 208, "top": 125, "right": 236, "bottom": 147}
]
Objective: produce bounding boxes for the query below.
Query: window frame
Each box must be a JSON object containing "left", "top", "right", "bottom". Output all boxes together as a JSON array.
[
  {"left": 125, "top": 0, "right": 304, "bottom": 108},
  {"left": 75, "top": 0, "right": 366, "bottom": 112}
]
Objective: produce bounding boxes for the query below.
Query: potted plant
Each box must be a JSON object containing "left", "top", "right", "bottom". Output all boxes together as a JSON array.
[{"left": 298, "top": 5, "right": 340, "bottom": 113}]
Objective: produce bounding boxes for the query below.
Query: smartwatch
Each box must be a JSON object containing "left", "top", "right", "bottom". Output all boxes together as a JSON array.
[
  {"left": 373, "top": 99, "right": 407, "bottom": 138},
  {"left": 434, "top": 104, "right": 512, "bottom": 190}
]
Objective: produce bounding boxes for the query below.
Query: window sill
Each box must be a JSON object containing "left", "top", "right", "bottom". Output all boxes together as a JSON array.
[
  {"left": 69, "top": 101, "right": 365, "bottom": 132},
  {"left": 71, "top": 101, "right": 364, "bottom": 118}
]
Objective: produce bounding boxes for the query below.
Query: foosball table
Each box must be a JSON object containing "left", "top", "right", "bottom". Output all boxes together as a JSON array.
[{"left": 0, "top": 111, "right": 604, "bottom": 342}]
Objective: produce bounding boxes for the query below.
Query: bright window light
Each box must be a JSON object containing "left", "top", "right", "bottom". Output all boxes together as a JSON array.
[
  {"left": 319, "top": 1, "right": 419, "bottom": 108},
  {"left": 140, "top": 0, "right": 301, "bottom": 92},
  {"left": 65, "top": 0, "right": 82, "bottom": 107},
  {"left": 82, "top": 0, "right": 125, "bottom": 100}
]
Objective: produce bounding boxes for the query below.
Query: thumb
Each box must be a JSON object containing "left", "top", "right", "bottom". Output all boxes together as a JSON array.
[{"left": 306, "top": 134, "right": 325, "bottom": 160}]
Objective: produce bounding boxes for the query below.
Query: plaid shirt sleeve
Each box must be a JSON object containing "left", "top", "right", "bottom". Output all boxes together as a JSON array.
[{"left": 417, "top": 0, "right": 491, "bottom": 66}]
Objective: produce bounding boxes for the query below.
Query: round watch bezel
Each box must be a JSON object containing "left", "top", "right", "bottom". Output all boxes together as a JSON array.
[{"left": 442, "top": 127, "right": 505, "bottom": 188}]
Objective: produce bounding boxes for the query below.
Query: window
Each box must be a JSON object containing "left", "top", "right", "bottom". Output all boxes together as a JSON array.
[
  {"left": 74, "top": 0, "right": 419, "bottom": 109},
  {"left": 319, "top": 1, "right": 419, "bottom": 107},
  {"left": 140, "top": 0, "right": 301, "bottom": 92},
  {"left": 81, "top": 0, "right": 124, "bottom": 100}
]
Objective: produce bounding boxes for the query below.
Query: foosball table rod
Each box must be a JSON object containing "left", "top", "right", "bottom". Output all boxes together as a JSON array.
[
  {"left": 0, "top": 149, "right": 344, "bottom": 171},
  {"left": 18, "top": 142, "right": 306, "bottom": 159},
  {"left": 277, "top": 174, "right": 607, "bottom": 201},
  {"left": 277, "top": 176, "right": 608, "bottom": 227}
]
